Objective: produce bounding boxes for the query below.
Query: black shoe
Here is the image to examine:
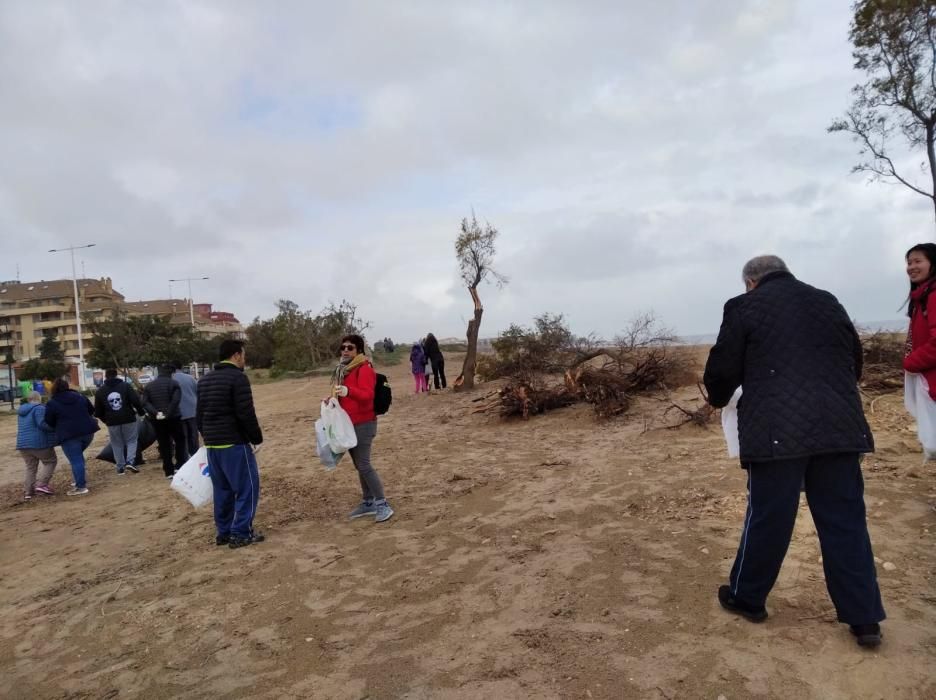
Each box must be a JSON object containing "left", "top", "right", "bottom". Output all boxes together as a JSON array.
[
  {"left": 215, "top": 534, "right": 231, "bottom": 546},
  {"left": 850, "top": 623, "right": 882, "bottom": 648},
  {"left": 228, "top": 532, "right": 265, "bottom": 549},
  {"left": 718, "top": 585, "right": 768, "bottom": 622}
]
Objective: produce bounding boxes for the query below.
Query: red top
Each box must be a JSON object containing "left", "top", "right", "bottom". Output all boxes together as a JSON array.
[
  {"left": 904, "top": 279, "right": 936, "bottom": 400},
  {"left": 338, "top": 361, "right": 376, "bottom": 425}
]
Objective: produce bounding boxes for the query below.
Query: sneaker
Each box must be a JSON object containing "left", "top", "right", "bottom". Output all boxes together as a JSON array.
[
  {"left": 166, "top": 474, "right": 174, "bottom": 481},
  {"left": 24, "top": 494, "right": 32, "bottom": 501},
  {"left": 215, "top": 534, "right": 231, "bottom": 546},
  {"left": 850, "top": 623, "right": 882, "bottom": 648},
  {"left": 228, "top": 532, "right": 265, "bottom": 549},
  {"left": 116, "top": 468, "right": 126, "bottom": 475},
  {"left": 717, "top": 585, "right": 767, "bottom": 622},
  {"left": 349, "top": 501, "right": 377, "bottom": 519},
  {"left": 126, "top": 463, "right": 140, "bottom": 474},
  {"left": 374, "top": 500, "right": 394, "bottom": 523},
  {"left": 66, "top": 487, "right": 90, "bottom": 497},
  {"left": 35, "top": 484, "right": 54, "bottom": 496}
]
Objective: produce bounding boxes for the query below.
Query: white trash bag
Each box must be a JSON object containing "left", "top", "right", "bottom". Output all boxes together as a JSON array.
[
  {"left": 721, "top": 387, "right": 743, "bottom": 458},
  {"left": 171, "top": 446, "right": 213, "bottom": 508},
  {"left": 315, "top": 418, "right": 345, "bottom": 471},
  {"left": 904, "top": 372, "right": 936, "bottom": 460},
  {"left": 321, "top": 397, "right": 357, "bottom": 453}
]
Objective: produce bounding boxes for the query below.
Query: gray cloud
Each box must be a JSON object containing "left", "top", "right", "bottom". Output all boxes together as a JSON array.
[{"left": 0, "top": 0, "right": 923, "bottom": 343}]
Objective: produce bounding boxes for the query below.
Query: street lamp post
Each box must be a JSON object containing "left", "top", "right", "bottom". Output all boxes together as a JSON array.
[
  {"left": 169, "top": 277, "right": 210, "bottom": 328},
  {"left": 49, "top": 243, "right": 95, "bottom": 390}
]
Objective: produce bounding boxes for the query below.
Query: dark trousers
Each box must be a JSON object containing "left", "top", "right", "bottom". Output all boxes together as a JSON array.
[
  {"left": 153, "top": 418, "right": 188, "bottom": 476},
  {"left": 181, "top": 417, "right": 199, "bottom": 455},
  {"left": 430, "top": 356, "right": 447, "bottom": 389},
  {"left": 729, "top": 452, "right": 885, "bottom": 625},
  {"left": 207, "top": 445, "right": 260, "bottom": 539}
]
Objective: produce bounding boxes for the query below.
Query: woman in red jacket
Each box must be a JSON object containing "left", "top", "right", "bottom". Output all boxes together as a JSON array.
[
  {"left": 903, "top": 243, "right": 936, "bottom": 398},
  {"left": 333, "top": 334, "right": 394, "bottom": 523}
]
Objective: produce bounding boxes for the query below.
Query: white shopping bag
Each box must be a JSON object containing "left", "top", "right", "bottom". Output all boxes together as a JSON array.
[
  {"left": 321, "top": 398, "right": 358, "bottom": 453},
  {"left": 315, "top": 418, "right": 345, "bottom": 471},
  {"left": 721, "top": 387, "right": 742, "bottom": 458},
  {"left": 171, "top": 447, "right": 213, "bottom": 508},
  {"left": 904, "top": 372, "right": 936, "bottom": 460}
]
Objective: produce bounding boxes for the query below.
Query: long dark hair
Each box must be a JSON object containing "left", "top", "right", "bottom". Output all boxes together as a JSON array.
[
  {"left": 423, "top": 332, "right": 440, "bottom": 356},
  {"left": 51, "top": 378, "right": 70, "bottom": 396},
  {"left": 906, "top": 243, "right": 936, "bottom": 317}
]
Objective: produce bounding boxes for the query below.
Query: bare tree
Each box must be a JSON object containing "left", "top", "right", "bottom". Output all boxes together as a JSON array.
[
  {"left": 829, "top": 0, "right": 936, "bottom": 225},
  {"left": 453, "top": 213, "right": 507, "bottom": 391}
]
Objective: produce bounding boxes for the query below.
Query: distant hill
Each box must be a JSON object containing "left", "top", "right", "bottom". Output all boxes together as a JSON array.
[{"left": 677, "top": 319, "right": 906, "bottom": 346}]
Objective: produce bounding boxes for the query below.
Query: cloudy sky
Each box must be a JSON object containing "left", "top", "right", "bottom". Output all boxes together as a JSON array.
[{"left": 0, "top": 1, "right": 929, "bottom": 343}]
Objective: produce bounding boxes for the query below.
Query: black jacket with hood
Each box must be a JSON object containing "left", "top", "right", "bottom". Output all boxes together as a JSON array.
[{"left": 94, "top": 378, "right": 145, "bottom": 426}]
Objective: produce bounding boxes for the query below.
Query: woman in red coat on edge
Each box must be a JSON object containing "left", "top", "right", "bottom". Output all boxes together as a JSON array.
[
  {"left": 903, "top": 243, "right": 936, "bottom": 399},
  {"left": 332, "top": 334, "right": 394, "bottom": 523}
]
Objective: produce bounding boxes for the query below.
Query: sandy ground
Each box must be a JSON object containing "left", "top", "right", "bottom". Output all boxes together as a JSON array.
[{"left": 0, "top": 356, "right": 934, "bottom": 700}]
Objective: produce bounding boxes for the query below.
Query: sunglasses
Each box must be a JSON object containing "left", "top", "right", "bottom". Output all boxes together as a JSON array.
[{"left": 340, "top": 344, "right": 356, "bottom": 351}]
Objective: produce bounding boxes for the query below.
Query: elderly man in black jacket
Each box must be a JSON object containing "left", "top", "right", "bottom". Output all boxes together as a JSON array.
[
  {"left": 703, "top": 255, "right": 885, "bottom": 648},
  {"left": 197, "top": 339, "right": 264, "bottom": 549},
  {"left": 142, "top": 364, "right": 187, "bottom": 478}
]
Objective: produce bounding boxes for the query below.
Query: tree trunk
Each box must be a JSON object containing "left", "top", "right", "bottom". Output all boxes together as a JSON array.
[
  {"left": 927, "top": 123, "right": 936, "bottom": 228},
  {"left": 455, "top": 286, "right": 483, "bottom": 391}
]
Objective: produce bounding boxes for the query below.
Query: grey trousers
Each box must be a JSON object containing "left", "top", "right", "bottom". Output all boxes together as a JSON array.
[
  {"left": 21, "top": 448, "right": 57, "bottom": 494},
  {"left": 108, "top": 422, "right": 139, "bottom": 468},
  {"left": 348, "top": 421, "right": 385, "bottom": 502}
]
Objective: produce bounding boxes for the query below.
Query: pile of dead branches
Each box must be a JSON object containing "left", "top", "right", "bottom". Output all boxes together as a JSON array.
[{"left": 860, "top": 330, "right": 905, "bottom": 393}]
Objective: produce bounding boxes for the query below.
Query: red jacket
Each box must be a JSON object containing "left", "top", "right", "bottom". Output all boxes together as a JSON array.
[
  {"left": 338, "top": 361, "right": 376, "bottom": 425},
  {"left": 904, "top": 279, "right": 936, "bottom": 400}
]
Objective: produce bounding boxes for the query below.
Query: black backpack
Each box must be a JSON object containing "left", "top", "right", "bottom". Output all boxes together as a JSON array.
[{"left": 374, "top": 373, "right": 392, "bottom": 415}]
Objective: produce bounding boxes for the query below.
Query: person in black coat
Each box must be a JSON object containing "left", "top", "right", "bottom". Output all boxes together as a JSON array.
[
  {"left": 94, "top": 369, "right": 145, "bottom": 474},
  {"left": 703, "top": 255, "right": 885, "bottom": 648},
  {"left": 197, "top": 339, "right": 264, "bottom": 548},
  {"left": 142, "top": 364, "right": 187, "bottom": 478},
  {"left": 423, "top": 333, "right": 447, "bottom": 390},
  {"left": 44, "top": 378, "right": 99, "bottom": 496}
]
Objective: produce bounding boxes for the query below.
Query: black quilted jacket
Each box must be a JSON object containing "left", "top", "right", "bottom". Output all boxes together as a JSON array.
[
  {"left": 141, "top": 370, "right": 181, "bottom": 420},
  {"left": 196, "top": 362, "right": 263, "bottom": 446},
  {"left": 703, "top": 271, "right": 873, "bottom": 462}
]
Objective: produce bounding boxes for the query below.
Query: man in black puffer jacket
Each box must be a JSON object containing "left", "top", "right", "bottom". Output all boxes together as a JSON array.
[
  {"left": 704, "top": 255, "right": 885, "bottom": 648},
  {"left": 142, "top": 364, "right": 187, "bottom": 478},
  {"left": 197, "top": 339, "right": 264, "bottom": 549}
]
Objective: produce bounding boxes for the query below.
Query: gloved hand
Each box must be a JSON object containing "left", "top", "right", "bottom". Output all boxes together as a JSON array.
[
  {"left": 334, "top": 385, "right": 349, "bottom": 398},
  {"left": 252, "top": 444, "right": 263, "bottom": 455},
  {"left": 155, "top": 411, "right": 166, "bottom": 421}
]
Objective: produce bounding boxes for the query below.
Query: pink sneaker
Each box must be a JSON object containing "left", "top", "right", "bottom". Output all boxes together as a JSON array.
[{"left": 35, "top": 484, "right": 54, "bottom": 496}]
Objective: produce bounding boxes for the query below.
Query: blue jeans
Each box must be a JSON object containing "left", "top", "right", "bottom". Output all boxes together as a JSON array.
[{"left": 60, "top": 434, "right": 94, "bottom": 489}]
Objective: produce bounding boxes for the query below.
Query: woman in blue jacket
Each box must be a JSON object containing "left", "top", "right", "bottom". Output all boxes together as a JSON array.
[
  {"left": 44, "top": 378, "right": 99, "bottom": 496},
  {"left": 16, "top": 391, "right": 58, "bottom": 500}
]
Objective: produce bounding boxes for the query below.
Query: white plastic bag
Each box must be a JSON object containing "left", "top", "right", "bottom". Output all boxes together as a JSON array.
[
  {"left": 904, "top": 372, "right": 936, "bottom": 460},
  {"left": 315, "top": 418, "right": 345, "bottom": 471},
  {"left": 171, "top": 447, "right": 213, "bottom": 508},
  {"left": 321, "top": 398, "right": 358, "bottom": 453},
  {"left": 721, "top": 387, "right": 743, "bottom": 458}
]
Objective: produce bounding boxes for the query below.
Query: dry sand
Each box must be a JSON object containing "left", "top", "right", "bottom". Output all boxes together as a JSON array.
[{"left": 0, "top": 356, "right": 934, "bottom": 699}]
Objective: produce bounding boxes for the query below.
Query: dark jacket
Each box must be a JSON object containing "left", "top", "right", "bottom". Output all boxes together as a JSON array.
[
  {"left": 142, "top": 367, "right": 182, "bottom": 419},
  {"left": 703, "top": 271, "right": 873, "bottom": 462},
  {"left": 44, "top": 390, "right": 100, "bottom": 443},
  {"left": 196, "top": 362, "right": 263, "bottom": 446},
  {"left": 423, "top": 334, "right": 443, "bottom": 361},
  {"left": 94, "top": 378, "right": 144, "bottom": 426},
  {"left": 16, "top": 402, "right": 57, "bottom": 450}
]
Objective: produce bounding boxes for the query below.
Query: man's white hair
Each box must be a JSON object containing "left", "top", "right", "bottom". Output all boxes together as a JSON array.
[{"left": 742, "top": 255, "right": 789, "bottom": 284}]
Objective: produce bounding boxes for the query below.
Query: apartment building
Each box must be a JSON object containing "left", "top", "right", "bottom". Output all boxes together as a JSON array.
[
  {"left": 123, "top": 299, "right": 244, "bottom": 338},
  {"left": 0, "top": 278, "right": 124, "bottom": 361}
]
